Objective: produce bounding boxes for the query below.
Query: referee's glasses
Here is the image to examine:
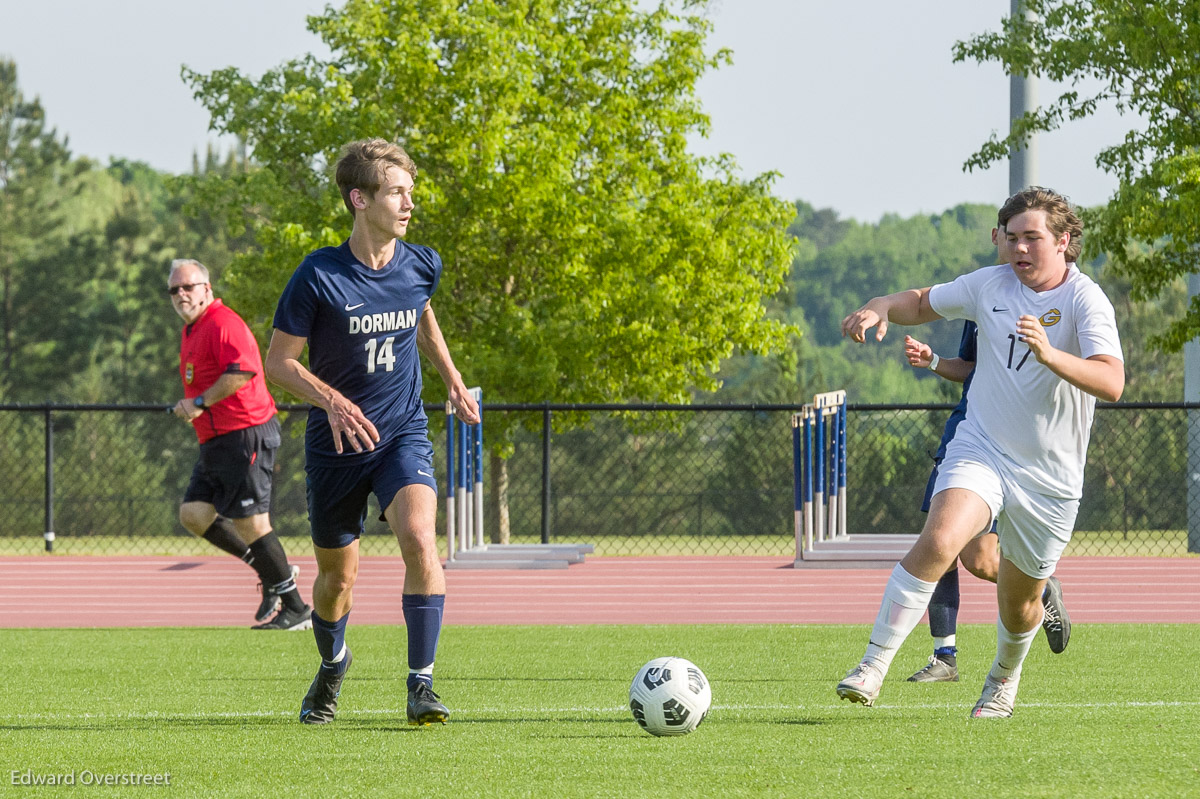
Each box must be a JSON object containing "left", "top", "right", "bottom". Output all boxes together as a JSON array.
[{"left": 168, "top": 282, "right": 207, "bottom": 296}]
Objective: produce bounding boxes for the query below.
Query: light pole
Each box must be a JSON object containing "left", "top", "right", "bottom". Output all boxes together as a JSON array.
[{"left": 1008, "top": 0, "right": 1037, "bottom": 195}]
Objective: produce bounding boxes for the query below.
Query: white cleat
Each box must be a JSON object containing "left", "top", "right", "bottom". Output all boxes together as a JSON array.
[
  {"left": 836, "top": 661, "right": 885, "bottom": 707},
  {"left": 971, "top": 673, "right": 1019, "bottom": 718}
]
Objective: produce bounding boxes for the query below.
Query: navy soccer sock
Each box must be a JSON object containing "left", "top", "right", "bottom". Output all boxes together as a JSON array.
[
  {"left": 312, "top": 611, "right": 350, "bottom": 674},
  {"left": 928, "top": 566, "right": 960, "bottom": 658},
  {"left": 402, "top": 594, "right": 445, "bottom": 690}
]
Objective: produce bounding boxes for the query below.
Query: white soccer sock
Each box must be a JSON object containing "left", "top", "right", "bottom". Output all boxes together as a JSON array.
[
  {"left": 989, "top": 614, "right": 1039, "bottom": 681},
  {"left": 862, "top": 564, "right": 937, "bottom": 672},
  {"left": 933, "top": 635, "right": 956, "bottom": 651}
]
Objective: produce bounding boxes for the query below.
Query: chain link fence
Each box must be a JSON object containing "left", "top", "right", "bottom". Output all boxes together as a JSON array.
[{"left": 1, "top": 403, "right": 1197, "bottom": 557}]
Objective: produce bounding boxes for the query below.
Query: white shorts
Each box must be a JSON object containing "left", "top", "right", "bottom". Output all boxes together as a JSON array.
[{"left": 933, "top": 428, "right": 1078, "bottom": 579}]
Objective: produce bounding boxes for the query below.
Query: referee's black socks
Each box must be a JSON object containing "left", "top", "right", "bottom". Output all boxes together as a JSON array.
[
  {"left": 202, "top": 519, "right": 252, "bottom": 561},
  {"left": 247, "top": 532, "right": 307, "bottom": 612}
]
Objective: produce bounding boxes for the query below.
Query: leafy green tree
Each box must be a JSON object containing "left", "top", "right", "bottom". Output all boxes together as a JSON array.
[
  {"left": 953, "top": 0, "right": 1200, "bottom": 350},
  {"left": 183, "top": 0, "right": 795, "bottom": 406},
  {"left": 714, "top": 203, "right": 1005, "bottom": 405},
  {"left": 5, "top": 158, "right": 244, "bottom": 404},
  {"left": 1094, "top": 265, "right": 1185, "bottom": 401},
  {"left": 184, "top": 0, "right": 796, "bottom": 542},
  {"left": 0, "top": 58, "right": 80, "bottom": 395}
]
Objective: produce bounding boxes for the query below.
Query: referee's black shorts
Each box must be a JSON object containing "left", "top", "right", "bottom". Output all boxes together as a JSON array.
[{"left": 183, "top": 416, "right": 281, "bottom": 519}]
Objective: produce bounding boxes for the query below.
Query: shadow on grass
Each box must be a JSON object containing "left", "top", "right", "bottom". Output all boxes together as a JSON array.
[
  {"left": 0, "top": 717, "right": 444, "bottom": 733},
  {"left": 459, "top": 716, "right": 629, "bottom": 724},
  {"left": 435, "top": 676, "right": 627, "bottom": 684},
  {"left": 0, "top": 714, "right": 837, "bottom": 733},
  {"left": 0, "top": 715, "right": 294, "bottom": 732}
]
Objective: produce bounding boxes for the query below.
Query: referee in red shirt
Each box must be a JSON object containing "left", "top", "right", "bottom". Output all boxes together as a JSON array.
[{"left": 169, "top": 259, "right": 311, "bottom": 630}]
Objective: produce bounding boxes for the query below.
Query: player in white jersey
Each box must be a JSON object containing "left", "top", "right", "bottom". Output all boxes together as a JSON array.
[
  {"left": 903, "top": 222, "right": 1078, "bottom": 683},
  {"left": 834, "top": 188, "right": 1124, "bottom": 718}
]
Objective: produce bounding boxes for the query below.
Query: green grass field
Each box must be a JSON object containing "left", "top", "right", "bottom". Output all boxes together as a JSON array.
[{"left": 3, "top": 624, "right": 1198, "bottom": 798}]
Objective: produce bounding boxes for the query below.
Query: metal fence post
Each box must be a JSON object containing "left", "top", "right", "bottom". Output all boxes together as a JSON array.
[
  {"left": 1186, "top": 276, "right": 1200, "bottom": 553},
  {"left": 541, "top": 404, "right": 551, "bottom": 544},
  {"left": 1189, "top": 407, "right": 1200, "bottom": 554},
  {"left": 44, "top": 408, "right": 55, "bottom": 552}
]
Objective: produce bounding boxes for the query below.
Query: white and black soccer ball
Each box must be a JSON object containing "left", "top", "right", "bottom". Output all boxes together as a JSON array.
[{"left": 628, "top": 656, "right": 712, "bottom": 736}]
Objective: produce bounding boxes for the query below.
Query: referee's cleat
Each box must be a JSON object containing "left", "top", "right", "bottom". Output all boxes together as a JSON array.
[
  {"left": 407, "top": 682, "right": 450, "bottom": 726},
  {"left": 836, "top": 661, "right": 884, "bottom": 707},
  {"left": 1041, "top": 575, "right": 1071, "bottom": 654},
  {"left": 907, "top": 655, "right": 959, "bottom": 682},
  {"left": 255, "top": 564, "right": 301, "bottom": 622},
  {"left": 254, "top": 586, "right": 280, "bottom": 622},
  {"left": 252, "top": 603, "right": 313, "bottom": 631},
  {"left": 300, "top": 650, "right": 352, "bottom": 725}
]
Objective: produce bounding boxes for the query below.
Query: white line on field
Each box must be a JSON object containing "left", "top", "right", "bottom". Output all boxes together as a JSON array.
[{"left": 7, "top": 699, "right": 1199, "bottom": 723}]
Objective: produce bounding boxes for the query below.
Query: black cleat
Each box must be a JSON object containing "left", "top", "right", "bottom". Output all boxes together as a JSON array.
[
  {"left": 255, "top": 564, "right": 300, "bottom": 622},
  {"left": 407, "top": 682, "right": 450, "bottom": 726},
  {"left": 252, "top": 603, "right": 313, "bottom": 631},
  {"left": 1041, "top": 575, "right": 1071, "bottom": 654},
  {"left": 255, "top": 587, "right": 281, "bottom": 623},
  {"left": 300, "top": 650, "right": 352, "bottom": 725}
]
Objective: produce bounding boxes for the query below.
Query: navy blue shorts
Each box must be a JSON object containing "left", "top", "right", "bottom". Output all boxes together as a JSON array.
[
  {"left": 921, "top": 460, "right": 942, "bottom": 513},
  {"left": 305, "top": 433, "right": 437, "bottom": 549}
]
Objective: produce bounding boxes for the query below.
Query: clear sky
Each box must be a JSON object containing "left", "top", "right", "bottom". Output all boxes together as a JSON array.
[{"left": 1, "top": 0, "right": 1133, "bottom": 222}]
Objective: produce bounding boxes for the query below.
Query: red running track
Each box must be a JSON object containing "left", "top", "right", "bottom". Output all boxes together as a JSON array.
[{"left": 1, "top": 555, "right": 1197, "bottom": 628}]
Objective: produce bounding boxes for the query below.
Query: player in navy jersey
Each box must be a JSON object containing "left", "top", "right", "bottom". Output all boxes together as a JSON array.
[
  {"left": 901, "top": 224, "right": 1075, "bottom": 683},
  {"left": 265, "top": 139, "right": 479, "bottom": 726}
]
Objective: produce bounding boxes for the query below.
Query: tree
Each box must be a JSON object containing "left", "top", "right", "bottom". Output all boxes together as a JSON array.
[
  {"left": 184, "top": 0, "right": 794, "bottom": 404},
  {"left": 0, "top": 59, "right": 76, "bottom": 394},
  {"left": 713, "top": 202, "right": 1007, "bottom": 406},
  {"left": 953, "top": 0, "right": 1200, "bottom": 351},
  {"left": 184, "top": 0, "right": 796, "bottom": 541}
]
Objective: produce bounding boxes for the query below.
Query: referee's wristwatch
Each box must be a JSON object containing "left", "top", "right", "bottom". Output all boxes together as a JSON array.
[
  {"left": 193, "top": 395, "right": 207, "bottom": 410},
  {"left": 927, "top": 353, "right": 941, "bottom": 372}
]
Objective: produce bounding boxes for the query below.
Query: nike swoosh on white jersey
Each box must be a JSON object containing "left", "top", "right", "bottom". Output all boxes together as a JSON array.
[{"left": 345, "top": 302, "right": 365, "bottom": 311}]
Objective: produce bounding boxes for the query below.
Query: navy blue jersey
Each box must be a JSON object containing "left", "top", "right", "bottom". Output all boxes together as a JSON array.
[
  {"left": 932, "top": 320, "right": 978, "bottom": 461},
  {"left": 273, "top": 240, "right": 441, "bottom": 465}
]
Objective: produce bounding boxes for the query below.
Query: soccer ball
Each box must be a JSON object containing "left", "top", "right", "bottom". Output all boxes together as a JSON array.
[{"left": 628, "top": 657, "right": 712, "bottom": 736}]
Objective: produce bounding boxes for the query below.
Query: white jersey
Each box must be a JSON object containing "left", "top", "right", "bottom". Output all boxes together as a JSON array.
[{"left": 928, "top": 264, "right": 1123, "bottom": 499}]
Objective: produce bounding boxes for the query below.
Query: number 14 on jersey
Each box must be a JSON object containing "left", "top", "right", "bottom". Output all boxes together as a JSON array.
[{"left": 365, "top": 336, "right": 396, "bottom": 373}]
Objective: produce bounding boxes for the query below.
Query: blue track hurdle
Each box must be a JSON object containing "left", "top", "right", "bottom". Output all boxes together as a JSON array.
[{"left": 792, "top": 390, "right": 847, "bottom": 560}]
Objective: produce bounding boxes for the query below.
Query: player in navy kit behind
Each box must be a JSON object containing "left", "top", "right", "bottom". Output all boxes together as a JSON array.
[{"left": 265, "top": 138, "right": 480, "bottom": 726}]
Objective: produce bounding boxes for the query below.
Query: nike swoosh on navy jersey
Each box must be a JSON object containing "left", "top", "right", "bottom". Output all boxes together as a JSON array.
[{"left": 345, "top": 302, "right": 365, "bottom": 311}]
